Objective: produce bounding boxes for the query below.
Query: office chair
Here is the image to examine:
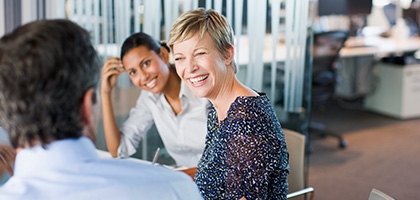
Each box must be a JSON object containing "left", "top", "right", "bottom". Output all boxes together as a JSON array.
[
  {"left": 283, "top": 129, "right": 314, "bottom": 200},
  {"left": 368, "top": 188, "right": 395, "bottom": 200},
  {"left": 310, "top": 30, "right": 349, "bottom": 149}
]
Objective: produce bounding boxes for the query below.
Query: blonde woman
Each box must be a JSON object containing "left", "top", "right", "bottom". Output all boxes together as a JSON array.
[{"left": 168, "top": 8, "right": 290, "bottom": 200}]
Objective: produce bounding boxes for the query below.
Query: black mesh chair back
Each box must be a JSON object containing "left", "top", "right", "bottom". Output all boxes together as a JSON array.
[{"left": 312, "top": 30, "right": 349, "bottom": 103}]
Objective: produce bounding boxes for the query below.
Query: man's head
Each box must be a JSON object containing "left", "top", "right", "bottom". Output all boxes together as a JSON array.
[{"left": 0, "top": 19, "right": 100, "bottom": 148}]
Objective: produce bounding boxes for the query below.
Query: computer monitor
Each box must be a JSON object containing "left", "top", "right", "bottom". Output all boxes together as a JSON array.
[
  {"left": 318, "top": 0, "right": 373, "bottom": 16},
  {"left": 347, "top": 0, "right": 373, "bottom": 16},
  {"left": 318, "top": 0, "right": 347, "bottom": 16},
  {"left": 318, "top": 0, "right": 373, "bottom": 36}
]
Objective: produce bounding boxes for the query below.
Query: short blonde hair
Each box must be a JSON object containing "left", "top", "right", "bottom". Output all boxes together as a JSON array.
[{"left": 168, "top": 8, "right": 237, "bottom": 73}]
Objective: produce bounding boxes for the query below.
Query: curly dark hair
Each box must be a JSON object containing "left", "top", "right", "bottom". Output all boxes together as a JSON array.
[{"left": 0, "top": 19, "right": 100, "bottom": 148}]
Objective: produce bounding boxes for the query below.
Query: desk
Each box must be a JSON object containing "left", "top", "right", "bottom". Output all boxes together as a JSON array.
[
  {"left": 336, "top": 36, "right": 420, "bottom": 98},
  {"left": 96, "top": 149, "right": 197, "bottom": 180},
  {"left": 96, "top": 149, "right": 152, "bottom": 164},
  {"left": 341, "top": 36, "right": 420, "bottom": 57}
]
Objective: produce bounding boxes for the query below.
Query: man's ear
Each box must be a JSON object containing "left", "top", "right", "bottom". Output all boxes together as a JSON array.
[
  {"left": 80, "top": 88, "right": 97, "bottom": 142},
  {"left": 160, "top": 46, "right": 170, "bottom": 64},
  {"left": 80, "top": 88, "right": 95, "bottom": 125}
]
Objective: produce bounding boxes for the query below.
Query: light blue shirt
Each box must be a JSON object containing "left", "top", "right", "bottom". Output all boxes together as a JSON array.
[
  {"left": 0, "top": 137, "right": 203, "bottom": 200},
  {"left": 119, "top": 82, "right": 209, "bottom": 168}
]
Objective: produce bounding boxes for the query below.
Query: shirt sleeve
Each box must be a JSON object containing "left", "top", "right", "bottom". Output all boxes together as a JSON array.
[
  {"left": 225, "top": 105, "right": 289, "bottom": 199},
  {"left": 118, "top": 92, "right": 154, "bottom": 158}
]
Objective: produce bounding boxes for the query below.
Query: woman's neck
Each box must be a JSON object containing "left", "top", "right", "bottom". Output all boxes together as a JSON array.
[
  {"left": 211, "top": 77, "right": 257, "bottom": 123},
  {"left": 162, "top": 68, "right": 182, "bottom": 115},
  {"left": 162, "top": 68, "right": 181, "bottom": 99}
]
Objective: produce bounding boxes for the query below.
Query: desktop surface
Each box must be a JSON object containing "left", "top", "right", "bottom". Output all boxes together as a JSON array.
[{"left": 341, "top": 35, "right": 420, "bottom": 57}]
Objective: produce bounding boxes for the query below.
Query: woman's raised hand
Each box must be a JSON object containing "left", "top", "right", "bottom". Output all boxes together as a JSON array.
[
  {"left": 0, "top": 143, "right": 15, "bottom": 176},
  {"left": 101, "top": 57, "right": 124, "bottom": 94}
]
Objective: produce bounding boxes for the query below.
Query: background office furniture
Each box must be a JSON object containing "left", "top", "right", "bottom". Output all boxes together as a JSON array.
[
  {"left": 283, "top": 128, "right": 314, "bottom": 200},
  {"left": 338, "top": 33, "right": 420, "bottom": 98},
  {"left": 368, "top": 188, "right": 395, "bottom": 200},
  {"left": 310, "top": 30, "right": 349, "bottom": 148},
  {"left": 340, "top": 35, "right": 420, "bottom": 57},
  {"left": 364, "top": 63, "right": 420, "bottom": 119}
]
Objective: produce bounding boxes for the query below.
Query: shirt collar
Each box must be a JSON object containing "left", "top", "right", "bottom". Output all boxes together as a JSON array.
[
  {"left": 180, "top": 81, "right": 199, "bottom": 102},
  {"left": 146, "top": 90, "right": 162, "bottom": 102},
  {"left": 14, "top": 137, "right": 99, "bottom": 177}
]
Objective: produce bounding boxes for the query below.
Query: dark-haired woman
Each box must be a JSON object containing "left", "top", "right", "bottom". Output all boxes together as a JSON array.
[{"left": 101, "top": 32, "right": 208, "bottom": 169}]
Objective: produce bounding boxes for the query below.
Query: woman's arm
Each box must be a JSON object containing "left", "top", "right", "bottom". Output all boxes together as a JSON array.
[
  {"left": 226, "top": 130, "right": 271, "bottom": 199},
  {"left": 225, "top": 105, "right": 288, "bottom": 199},
  {"left": 101, "top": 58, "right": 124, "bottom": 157}
]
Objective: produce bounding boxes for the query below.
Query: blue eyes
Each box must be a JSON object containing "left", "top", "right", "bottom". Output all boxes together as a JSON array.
[{"left": 174, "top": 52, "right": 206, "bottom": 62}]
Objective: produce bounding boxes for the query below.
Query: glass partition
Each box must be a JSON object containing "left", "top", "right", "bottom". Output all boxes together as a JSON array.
[{"left": 4, "top": 0, "right": 315, "bottom": 165}]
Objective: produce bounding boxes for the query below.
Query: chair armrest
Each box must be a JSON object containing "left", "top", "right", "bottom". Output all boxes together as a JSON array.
[{"left": 287, "top": 187, "right": 315, "bottom": 200}]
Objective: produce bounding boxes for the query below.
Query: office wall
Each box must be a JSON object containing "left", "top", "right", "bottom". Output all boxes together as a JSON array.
[{"left": 21, "top": 0, "right": 38, "bottom": 25}]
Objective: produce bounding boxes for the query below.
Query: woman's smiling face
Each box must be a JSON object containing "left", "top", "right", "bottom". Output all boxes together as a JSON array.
[
  {"left": 122, "top": 46, "right": 170, "bottom": 93},
  {"left": 172, "top": 32, "right": 231, "bottom": 99}
]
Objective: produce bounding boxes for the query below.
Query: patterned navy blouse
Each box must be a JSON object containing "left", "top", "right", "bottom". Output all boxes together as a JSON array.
[{"left": 195, "top": 93, "right": 290, "bottom": 200}]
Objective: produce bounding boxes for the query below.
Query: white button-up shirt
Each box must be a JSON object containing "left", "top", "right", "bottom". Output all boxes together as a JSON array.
[
  {"left": 119, "top": 82, "right": 209, "bottom": 168},
  {"left": 0, "top": 137, "right": 203, "bottom": 200}
]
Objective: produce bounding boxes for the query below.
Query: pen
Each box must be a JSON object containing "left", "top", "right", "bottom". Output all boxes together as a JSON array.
[{"left": 152, "top": 147, "right": 160, "bottom": 165}]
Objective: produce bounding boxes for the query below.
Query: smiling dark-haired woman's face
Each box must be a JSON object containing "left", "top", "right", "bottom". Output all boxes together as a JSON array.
[{"left": 122, "top": 46, "right": 170, "bottom": 94}]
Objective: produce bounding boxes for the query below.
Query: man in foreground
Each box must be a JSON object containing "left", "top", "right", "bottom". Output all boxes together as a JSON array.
[{"left": 0, "top": 19, "right": 202, "bottom": 200}]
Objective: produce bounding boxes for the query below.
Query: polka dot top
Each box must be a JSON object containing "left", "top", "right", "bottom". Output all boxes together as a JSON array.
[{"left": 195, "top": 93, "right": 290, "bottom": 200}]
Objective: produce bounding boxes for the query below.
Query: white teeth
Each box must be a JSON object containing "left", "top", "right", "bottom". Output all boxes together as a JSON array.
[
  {"left": 146, "top": 78, "right": 156, "bottom": 88},
  {"left": 189, "top": 75, "right": 208, "bottom": 84}
]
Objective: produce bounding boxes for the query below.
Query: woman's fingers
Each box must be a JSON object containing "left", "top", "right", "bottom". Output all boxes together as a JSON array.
[
  {"left": 0, "top": 144, "right": 15, "bottom": 176},
  {"left": 103, "top": 57, "right": 124, "bottom": 72},
  {"left": 0, "top": 144, "right": 15, "bottom": 163},
  {"left": 101, "top": 58, "right": 124, "bottom": 93}
]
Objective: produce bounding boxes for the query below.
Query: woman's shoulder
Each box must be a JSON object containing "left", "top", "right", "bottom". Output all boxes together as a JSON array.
[
  {"left": 231, "top": 93, "right": 269, "bottom": 110},
  {"left": 224, "top": 94, "right": 277, "bottom": 125}
]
